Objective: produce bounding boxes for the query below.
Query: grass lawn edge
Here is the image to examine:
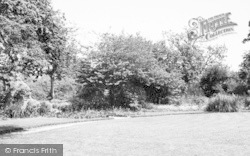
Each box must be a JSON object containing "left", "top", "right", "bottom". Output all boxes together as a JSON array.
[{"left": 3, "top": 110, "right": 249, "bottom": 136}]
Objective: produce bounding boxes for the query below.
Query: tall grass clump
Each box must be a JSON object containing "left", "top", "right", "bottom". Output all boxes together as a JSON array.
[{"left": 205, "top": 94, "right": 239, "bottom": 112}]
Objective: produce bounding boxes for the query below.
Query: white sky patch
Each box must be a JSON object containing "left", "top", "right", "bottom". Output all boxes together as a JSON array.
[{"left": 52, "top": 0, "right": 250, "bottom": 71}]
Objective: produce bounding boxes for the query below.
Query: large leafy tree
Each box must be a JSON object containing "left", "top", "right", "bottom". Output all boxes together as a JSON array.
[
  {"left": 0, "top": 0, "right": 75, "bottom": 101},
  {"left": 0, "top": 0, "right": 47, "bottom": 91},
  {"left": 35, "top": 1, "right": 74, "bottom": 100},
  {"left": 77, "top": 33, "right": 184, "bottom": 107},
  {"left": 164, "top": 32, "right": 226, "bottom": 86}
]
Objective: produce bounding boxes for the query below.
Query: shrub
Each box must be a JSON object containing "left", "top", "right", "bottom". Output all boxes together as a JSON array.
[
  {"left": 73, "top": 83, "right": 148, "bottom": 110},
  {"left": 200, "top": 65, "right": 228, "bottom": 97},
  {"left": 4, "top": 99, "right": 53, "bottom": 118},
  {"left": 69, "top": 97, "right": 87, "bottom": 111},
  {"left": 3, "top": 81, "right": 32, "bottom": 107},
  {"left": 4, "top": 104, "right": 23, "bottom": 118},
  {"left": 22, "top": 99, "right": 40, "bottom": 117},
  {"left": 205, "top": 94, "right": 239, "bottom": 112},
  {"left": 37, "top": 102, "right": 51, "bottom": 116},
  {"left": 3, "top": 80, "right": 33, "bottom": 118}
]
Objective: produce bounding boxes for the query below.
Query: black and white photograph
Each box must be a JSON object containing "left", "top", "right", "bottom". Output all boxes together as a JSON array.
[{"left": 1, "top": 0, "right": 250, "bottom": 155}]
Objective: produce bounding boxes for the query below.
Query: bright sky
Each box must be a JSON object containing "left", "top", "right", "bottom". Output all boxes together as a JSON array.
[{"left": 52, "top": 0, "right": 250, "bottom": 71}]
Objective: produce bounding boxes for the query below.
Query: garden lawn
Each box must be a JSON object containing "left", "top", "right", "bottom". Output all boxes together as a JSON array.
[{"left": 1, "top": 112, "right": 250, "bottom": 156}]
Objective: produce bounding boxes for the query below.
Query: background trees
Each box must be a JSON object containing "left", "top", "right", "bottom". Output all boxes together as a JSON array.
[
  {"left": 0, "top": 0, "right": 246, "bottom": 113},
  {"left": 239, "top": 21, "right": 250, "bottom": 94},
  {"left": 158, "top": 32, "right": 227, "bottom": 95}
]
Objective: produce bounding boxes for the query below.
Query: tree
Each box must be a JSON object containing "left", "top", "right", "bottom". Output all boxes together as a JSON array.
[
  {"left": 76, "top": 33, "right": 185, "bottom": 108},
  {"left": 35, "top": 1, "right": 72, "bottom": 100},
  {"left": 0, "top": 0, "right": 48, "bottom": 91},
  {"left": 165, "top": 32, "right": 227, "bottom": 85},
  {"left": 239, "top": 21, "right": 250, "bottom": 91},
  {"left": 0, "top": 0, "right": 80, "bottom": 101},
  {"left": 160, "top": 32, "right": 226, "bottom": 96}
]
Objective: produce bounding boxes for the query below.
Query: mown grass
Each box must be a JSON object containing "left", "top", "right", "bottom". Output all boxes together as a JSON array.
[{"left": 2, "top": 113, "right": 250, "bottom": 155}]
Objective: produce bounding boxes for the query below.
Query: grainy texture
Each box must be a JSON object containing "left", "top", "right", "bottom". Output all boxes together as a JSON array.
[{"left": 1, "top": 113, "right": 250, "bottom": 156}]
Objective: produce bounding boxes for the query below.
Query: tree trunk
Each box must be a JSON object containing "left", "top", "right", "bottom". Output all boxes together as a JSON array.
[
  {"left": 49, "top": 75, "right": 55, "bottom": 100},
  {"left": 109, "top": 86, "right": 115, "bottom": 107}
]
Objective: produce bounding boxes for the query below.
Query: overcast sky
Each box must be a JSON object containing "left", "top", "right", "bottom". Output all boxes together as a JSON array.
[{"left": 52, "top": 0, "right": 250, "bottom": 71}]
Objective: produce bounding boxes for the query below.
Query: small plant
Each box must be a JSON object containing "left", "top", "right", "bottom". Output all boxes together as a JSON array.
[{"left": 205, "top": 94, "right": 239, "bottom": 112}]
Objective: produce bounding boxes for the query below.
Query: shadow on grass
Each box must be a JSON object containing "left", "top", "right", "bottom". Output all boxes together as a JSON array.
[{"left": 0, "top": 126, "right": 25, "bottom": 135}]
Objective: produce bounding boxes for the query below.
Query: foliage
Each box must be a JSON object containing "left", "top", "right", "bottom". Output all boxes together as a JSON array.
[
  {"left": 0, "top": 0, "right": 240, "bottom": 116},
  {"left": 172, "top": 95, "right": 208, "bottom": 107},
  {"left": 4, "top": 99, "right": 54, "bottom": 118},
  {"left": 35, "top": 2, "right": 74, "bottom": 99},
  {"left": 163, "top": 32, "right": 227, "bottom": 87},
  {"left": 205, "top": 94, "right": 239, "bottom": 112},
  {"left": 1, "top": 78, "right": 31, "bottom": 110},
  {"left": 50, "top": 100, "right": 72, "bottom": 112},
  {"left": 0, "top": 0, "right": 49, "bottom": 91},
  {"left": 36, "top": 101, "right": 51, "bottom": 116},
  {"left": 76, "top": 33, "right": 185, "bottom": 109},
  {"left": 224, "top": 72, "right": 248, "bottom": 95},
  {"left": 0, "top": 0, "right": 78, "bottom": 100},
  {"left": 165, "top": 32, "right": 204, "bottom": 85},
  {"left": 200, "top": 65, "right": 229, "bottom": 97},
  {"left": 239, "top": 51, "right": 250, "bottom": 92},
  {"left": 26, "top": 76, "right": 77, "bottom": 100},
  {"left": 243, "top": 21, "right": 250, "bottom": 43}
]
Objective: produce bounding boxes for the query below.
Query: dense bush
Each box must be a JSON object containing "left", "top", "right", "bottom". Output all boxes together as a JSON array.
[
  {"left": 223, "top": 72, "right": 249, "bottom": 95},
  {"left": 75, "top": 34, "right": 185, "bottom": 110},
  {"left": 4, "top": 99, "right": 55, "bottom": 118},
  {"left": 231, "top": 85, "right": 248, "bottom": 95},
  {"left": 36, "top": 102, "right": 52, "bottom": 116},
  {"left": 1, "top": 80, "right": 31, "bottom": 109},
  {"left": 200, "top": 65, "right": 228, "bottom": 97},
  {"left": 205, "top": 94, "right": 239, "bottom": 112}
]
